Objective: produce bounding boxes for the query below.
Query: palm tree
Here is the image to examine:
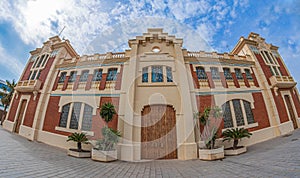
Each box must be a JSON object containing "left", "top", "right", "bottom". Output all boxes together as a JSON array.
[
  {"left": 222, "top": 128, "right": 252, "bottom": 149},
  {"left": 1, "top": 80, "right": 16, "bottom": 125},
  {"left": 97, "top": 102, "right": 120, "bottom": 151},
  {"left": 67, "top": 132, "right": 89, "bottom": 152}
]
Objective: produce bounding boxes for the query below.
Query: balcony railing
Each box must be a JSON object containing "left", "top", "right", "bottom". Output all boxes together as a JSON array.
[
  {"left": 15, "top": 80, "right": 42, "bottom": 92},
  {"left": 269, "top": 76, "right": 296, "bottom": 89}
]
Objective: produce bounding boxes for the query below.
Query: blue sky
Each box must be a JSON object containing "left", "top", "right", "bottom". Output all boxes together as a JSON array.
[{"left": 0, "top": 0, "right": 299, "bottom": 89}]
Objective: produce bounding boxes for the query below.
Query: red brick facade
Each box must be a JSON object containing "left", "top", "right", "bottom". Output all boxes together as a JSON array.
[
  {"left": 22, "top": 93, "right": 40, "bottom": 127},
  {"left": 272, "top": 90, "right": 289, "bottom": 123},
  {"left": 21, "top": 62, "right": 34, "bottom": 81}
]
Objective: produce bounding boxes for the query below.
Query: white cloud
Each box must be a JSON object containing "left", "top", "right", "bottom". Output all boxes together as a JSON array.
[{"left": 0, "top": 43, "right": 25, "bottom": 79}]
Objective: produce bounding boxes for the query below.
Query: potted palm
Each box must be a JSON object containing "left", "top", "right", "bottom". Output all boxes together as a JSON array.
[
  {"left": 66, "top": 132, "right": 91, "bottom": 158},
  {"left": 222, "top": 128, "right": 252, "bottom": 155},
  {"left": 91, "top": 102, "right": 121, "bottom": 162},
  {"left": 195, "top": 106, "right": 224, "bottom": 160}
]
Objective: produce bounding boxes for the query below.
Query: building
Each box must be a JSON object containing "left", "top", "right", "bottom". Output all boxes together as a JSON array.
[
  {"left": 3, "top": 29, "right": 300, "bottom": 161},
  {"left": 0, "top": 79, "right": 10, "bottom": 111}
]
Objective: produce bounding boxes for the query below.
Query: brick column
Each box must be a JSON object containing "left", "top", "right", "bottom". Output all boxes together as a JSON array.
[
  {"left": 231, "top": 73, "right": 240, "bottom": 88},
  {"left": 220, "top": 72, "right": 227, "bottom": 88},
  {"left": 73, "top": 75, "right": 80, "bottom": 91},
  {"left": 62, "top": 76, "right": 70, "bottom": 91},
  {"left": 85, "top": 74, "right": 93, "bottom": 90},
  {"left": 115, "top": 65, "right": 124, "bottom": 90},
  {"left": 189, "top": 64, "right": 200, "bottom": 89},
  {"left": 242, "top": 73, "right": 250, "bottom": 87},
  {"left": 206, "top": 72, "right": 214, "bottom": 88},
  {"left": 99, "top": 73, "right": 107, "bottom": 90},
  {"left": 251, "top": 68, "right": 259, "bottom": 87},
  {"left": 52, "top": 74, "right": 60, "bottom": 91}
]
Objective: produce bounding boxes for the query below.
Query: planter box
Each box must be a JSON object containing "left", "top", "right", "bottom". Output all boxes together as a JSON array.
[
  {"left": 199, "top": 146, "right": 224, "bottom": 160},
  {"left": 91, "top": 148, "right": 117, "bottom": 162},
  {"left": 67, "top": 149, "right": 91, "bottom": 158},
  {"left": 224, "top": 146, "right": 247, "bottom": 156}
]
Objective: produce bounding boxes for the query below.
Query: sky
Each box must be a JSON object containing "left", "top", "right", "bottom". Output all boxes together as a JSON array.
[{"left": 0, "top": 0, "right": 299, "bottom": 89}]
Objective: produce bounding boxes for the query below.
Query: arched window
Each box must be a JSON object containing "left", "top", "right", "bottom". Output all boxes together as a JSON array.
[
  {"left": 221, "top": 99, "right": 255, "bottom": 128},
  {"left": 58, "top": 102, "right": 93, "bottom": 131}
]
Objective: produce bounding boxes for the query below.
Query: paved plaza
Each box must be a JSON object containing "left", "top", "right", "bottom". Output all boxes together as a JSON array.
[{"left": 0, "top": 127, "right": 299, "bottom": 178}]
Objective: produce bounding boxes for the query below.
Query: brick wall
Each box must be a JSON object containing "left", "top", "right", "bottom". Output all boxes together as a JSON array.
[
  {"left": 291, "top": 89, "right": 300, "bottom": 117},
  {"left": 21, "top": 62, "right": 34, "bottom": 81},
  {"left": 272, "top": 90, "right": 289, "bottom": 123},
  {"left": 248, "top": 92, "right": 270, "bottom": 132},
  {"left": 255, "top": 53, "right": 272, "bottom": 85},
  {"left": 22, "top": 93, "right": 40, "bottom": 127},
  {"left": 7, "top": 96, "right": 20, "bottom": 122},
  {"left": 276, "top": 57, "right": 289, "bottom": 76},
  {"left": 42, "top": 96, "right": 69, "bottom": 136},
  {"left": 115, "top": 65, "right": 123, "bottom": 90},
  {"left": 39, "top": 57, "right": 56, "bottom": 89},
  {"left": 91, "top": 97, "right": 120, "bottom": 139}
]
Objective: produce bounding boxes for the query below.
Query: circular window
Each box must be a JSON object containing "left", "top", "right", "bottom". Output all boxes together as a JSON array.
[{"left": 152, "top": 47, "right": 161, "bottom": 53}]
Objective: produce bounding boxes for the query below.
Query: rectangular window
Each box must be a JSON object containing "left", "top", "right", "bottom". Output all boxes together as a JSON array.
[
  {"left": 234, "top": 69, "right": 243, "bottom": 80},
  {"left": 277, "top": 67, "right": 282, "bottom": 76},
  {"left": 36, "top": 55, "right": 45, "bottom": 68},
  {"left": 272, "top": 66, "right": 279, "bottom": 76},
  {"left": 264, "top": 51, "right": 274, "bottom": 64},
  {"left": 107, "top": 68, "right": 118, "bottom": 81},
  {"left": 32, "top": 57, "right": 40, "bottom": 68},
  {"left": 222, "top": 102, "right": 233, "bottom": 128},
  {"left": 92, "top": 69, "right": 102, "bottom": 81},
  {"left": 152, "top": 66, "right": 163, "bottom": 82},
  {"left": 166, "top": 67, "right": 173, "bottom": 82},
  {"left": 80, "top": 70, "right": 89, "bottom": 82},
  {"left": 260, "top": 51, "right": 269, "bottom": 63},
  {"left": 196, "top": 67, "right": 207, "bottom": 80},
  {"left": 81, "top": 104, "right": 93, "bottom": 131},
  {"left": 30, "top": 70, "right": 37, "bottom": 80},
  {"left": 269, "top": 66, "right": 275, "bottom": 76},
  {"left": 70, "top": 102, "right": 81, "bottom": 129},
  {"left": 243, "top": 101, "right": 255, "bottom": 124},
  {"left": 58, "top": 72, "right": 67, "bottom": 83},
  {"left": 59, "top": 104, "right": 70, "bottom": 128},
  {"left": 142, "top": 67, "right": 148, "bottom": 83},
  {"left": 36, "top": 70, "right": 41, "bottom": 80},
  {"left": 249, "top": 46, "right": 259, "bottom": 54},
  {"left": 68, "top": 71, "right": 77, "bottom": 83},
  {"left": 27, "top": 71, "right": 32, "bottom": 80},
  {"left": 41, "top": 54, "right": 49, "bottom": 67},
  {"left": 244, "top": 69, "right": 253, "bottom": 80},
  {"left": 223, "top": 68, "right": 232, "bottom": 80},
  {"left": 210, "top": 67, "right": 220, "bottom": 80},
  {"left": 233, "top": 100, "right": 244, "bottom": 126}
]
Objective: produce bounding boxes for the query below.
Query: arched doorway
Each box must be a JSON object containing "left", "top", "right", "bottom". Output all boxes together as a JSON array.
[{"left": 141, "top": 104, "right": 177, "bottom": 159}]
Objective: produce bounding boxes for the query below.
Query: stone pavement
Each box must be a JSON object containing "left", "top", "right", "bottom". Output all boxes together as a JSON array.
[{"left": 0, "top": 127, "right": 299, "bottom": 178}]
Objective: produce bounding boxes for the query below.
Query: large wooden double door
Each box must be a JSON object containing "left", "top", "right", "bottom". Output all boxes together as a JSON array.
[{"left": 141, "top": 105, "right": 177, "bottom": 159}]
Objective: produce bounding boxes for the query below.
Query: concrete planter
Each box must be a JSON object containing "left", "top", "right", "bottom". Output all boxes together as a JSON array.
[
  {"left": 67, "top": 149, "right": 91, "bottom": 158},
  {"left": 224, "top": 146, "right": 247, "bottom": 156},
  {"left": 199, "top": 146, "right": 224, "bottom": 160},
  {"left": 91, "top": 148, "right": 117, "bottom": 162}
]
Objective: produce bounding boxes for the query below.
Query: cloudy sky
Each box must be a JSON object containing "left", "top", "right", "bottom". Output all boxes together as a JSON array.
[{"left": 0, "top": 0, "right": 299, "bottom": 89}]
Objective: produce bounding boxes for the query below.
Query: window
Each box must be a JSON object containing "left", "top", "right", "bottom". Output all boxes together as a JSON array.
[
  {"left": 264, "top": 51, "right": 274, "bottom": 64},
  {"left": 36, "top": 70, "right": 41, "bottom": 80},
  {"left": 59, "top": 102, "right": 93, "bottom": 131},
  {"left": 269, "top": 66, "right": 275, "bottom": 76},
  {"left": 59, "top": 104, "right": 70, "bottom": 127},
  {"left": 223, "top": 68, "right": 232, "bottom": 80},
  {"left": 107, "top": 68, "right": 118, "bottom": 81},
  {"left": 36, "top": 55, "right": 45, "bottom": 68},
  {"left": 166, "top": 67, "right": 173, "bottom": 82},
  {"left": 233, "top": 100, "right": 244, "bottom": 126},
  {"left": 50, "top": 49, "right": 59, "bottom": 57},
  {"left": 142, "top": 67, "right": 148, "bottom": 83},
  {"left": 27, "top": 71, "right": 32, "bottom": 80},
  {"left": 249, "top": 46, "right": 259, "bottom": 54},
  {"left": 93, "top": 69, "right": 102, "bottom": 81},
  {"left": 196, "top": 67, "right": 207, "bottom": 80},
  {"left": 210, "top": 67, "right": 220, "bottom": 80},
  {"left": 41, "top": 54, "right": 49, "bottom": 67},
  {"left": 243, "top": 101, "right": 255, "bottom": 124},
  {"left": 30, "top": 71, "right": 37, "bottom": 80},
  {"left": 152, "top": 66, "right": 163, "bottom": 82},
  {"left": 221, "top": 99, "right": 256, "bottom": 129},
  {"left": 234, "top": 69, "right": 243, "bottom": 80},
  {"left": 244, "top": 69, "right": 253, "bottom": 80},
  {"left": 70, "top": 102, "right": 81, "bottom": 129},
  {"left": 59, "top": 72, "right": 67, "bottom": 83},
  {"left": 32, "top": 57, "right": 40, "bottom": 68},
  {"left": 80, "top": 70, "right": 89, "bottom": 82},
  {"left": 222, "top": 102, "right": 234, "bottom": 128},
  {"left": 82, "top": 104, "right": 93, "bottom": 131},
  {"left": 272, "top": 66, "right": 279, "bottom": 76},
  {"left": 68, "top": 71, "right": 77, "bottom": 83}
]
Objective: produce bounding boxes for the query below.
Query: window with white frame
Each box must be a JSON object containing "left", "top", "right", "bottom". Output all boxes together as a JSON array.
[
  {"left": 260, "top": 50, "right": 283, "bottom": 76},
  {"left": 28, "top": 53, "right": 50, "bottom": 80},
  {"left": 68, "top": 71, "right": 77, "bottom": 83},
  {"left": 58, "top": 102, "right": 93, "bottom": 131},
  {"left": 210, "top": 67, "right": 220, "bottom": 80},
  {"left": 92, "top": 69, "right": 102, "bottom": 81},
  {"left": 234, "top": 68, "right": 243, "bottom": 80},
  {"left": 142, "top": 66, "right": 173, "bottom": 83},
  {"left": 244, "top": 69, "right": 253, "bottom": 80},
  {"left": 222, "top": 99, "right": 255, "bottom": 129},
  {"left": 223, "top": 68, "right": 232, "bottom": 80},
  {"left": 58, "top": 72, "right": 67, "bottom": 83},
  {"left": 80, "top": 70, "right": 89, "bottom": 82},
  {"left": 107, "top": 68, "right": 118, "bottom": 81}
]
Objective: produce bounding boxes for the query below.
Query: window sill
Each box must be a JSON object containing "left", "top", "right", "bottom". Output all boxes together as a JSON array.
[
  {"left": 222, "top": 122, "right": 258, "bottom": 132},
  {"left": 138, "top": 82, "right": 177, "bottom": 87},
  {"left": 55, "top": 126, "right": 94, "bottom": 136}
]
